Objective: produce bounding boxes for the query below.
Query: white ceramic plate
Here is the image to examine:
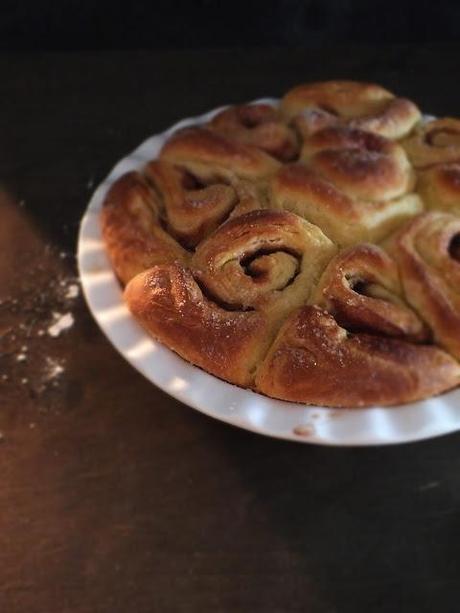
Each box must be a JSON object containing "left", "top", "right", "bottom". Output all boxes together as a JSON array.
[{"left": 77, "top": 99, "right": 460, "bottom": 446}]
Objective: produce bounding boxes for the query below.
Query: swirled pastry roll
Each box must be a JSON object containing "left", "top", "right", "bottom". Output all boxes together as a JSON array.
[
  {"left": 417, "top": 163, "right": 460, "bottom": 215},
  {"left": 252, "top": 243, "right": 460, "bottom": 407},
  {"left": 208, "top": 103, "right": 299, "bottom": 162},
  {"left": 160, "top": 127, "right": 280, "bottom": 181},
  {"left": 102, "top": 160, "right": 270, "bottom": 283},
  {"left": 124, "top": 263, "right": 270, "bottom": 386},
  {"left": 124, "top": 210, "right": 336, "bottom": 386},
  {"left": 144, "top": 160, "right": 265, "bottom": 248},
  {"left": 282, "top": 80, "right": 420, "bottom": 140},
  {"left": 402, "top": 118, "right": 460, "bottom": 168},
  {"left": 191, "top": 209, "right": 336, "bottom": 321},
  {"left": 387, "top": 212, "right": 460, "bottom": 360},
  {"left": 101, "top": 172, "right": 189, "bottom": 285},
  {"left": 256, "top": 305, "right": 460, "bottom": 407},
  {"left": 271, "top": 127, "right": 422, "bottom": 246},
  {"left": 312, "top": 244, "right": 428, "bottom": 341}
]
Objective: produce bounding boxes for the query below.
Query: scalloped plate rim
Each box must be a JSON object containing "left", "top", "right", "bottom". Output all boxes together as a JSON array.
[{"left": 77, "top": 99, "right": 460, "bottom": 446}]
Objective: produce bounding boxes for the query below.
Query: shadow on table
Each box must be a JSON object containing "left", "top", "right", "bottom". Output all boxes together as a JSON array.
[{"left": 211, "top": 422, "right": 460, "bottom": 611}]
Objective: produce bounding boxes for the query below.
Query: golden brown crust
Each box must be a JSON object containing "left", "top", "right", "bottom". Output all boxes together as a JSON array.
[
  {"left": 301, "top": 126, "right": 414, "bottom": 201},
  {"left": 100, "top": 172, "right": 189, "bottom": 285},
  {"left": 208, "top": 103, "right": 299, "bottom": 161},
  {"left": 291, "top": 107, "right": 341, "bottom": 140},
  {"left": 124, "top": 264, "right": 271, "bottom": 387},
  {"left": 100, "top": 80, "right": 460, "bottom": 408},
  {"left": 417, "top": 163, "right": 460, "bottom": 215},
  {"left": 123, "top": 210, "right": 336, "bottom": 388},
  {"left": 402, "top": 118, "right": 460, "bottom": 168},
  {"left": 255, "top": 305, "right": 460, "bottom": 407},
  {"left": 387, "top": 212, "right": 460, "bottom": 360},
  {"left": 282, "top": 80, "right": 394, "bottom": 119},
  {"left": 144, "top": 160, "right": 239, "bottom": 248},
  {"left": 269, "top": 126, "right": 422, "bottom": 246},
  {"left": 191, "top": 209, "right": 336, "bottom": 321},
  {"left": 312, "top": 244, "right": 428, "bottom": 341},
  {"left": 270, "top": 162, "right": 422, "bottom": 247},
  {"left": 159, "top": 126, "right": 280, "bottom": 181},
  {"left": 282, "top": 80, "right": 420, "bottom": 140}
]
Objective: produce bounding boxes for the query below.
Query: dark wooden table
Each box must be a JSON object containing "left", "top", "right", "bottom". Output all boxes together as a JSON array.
[{"left": 2, "top": 45, "right": 460, "bottom": 613}]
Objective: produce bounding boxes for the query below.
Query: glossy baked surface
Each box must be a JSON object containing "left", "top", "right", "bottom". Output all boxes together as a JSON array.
[
  {"left": 77, "top": 94, "right": 460, "bottom": 446},
  {"left": 100, "top": 82, "right": 460, "bottom": 408}
]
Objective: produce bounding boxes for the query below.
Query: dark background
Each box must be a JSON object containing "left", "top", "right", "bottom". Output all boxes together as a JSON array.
[{"left": 2, "top": 0, "right": 460, "bottom": 51}]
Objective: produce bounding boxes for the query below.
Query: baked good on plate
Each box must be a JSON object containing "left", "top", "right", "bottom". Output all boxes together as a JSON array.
[
  {"left": 101, "top": 80, "right": 460, "bottom": 407},
  {"left": 417, "top": 163, "right": 460, "bottom": 216},
  {"left": 402, "top": 118, "right": 460, "bottom": 168}
]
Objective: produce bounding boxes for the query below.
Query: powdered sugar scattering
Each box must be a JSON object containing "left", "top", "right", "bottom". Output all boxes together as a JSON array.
[
  {"left": 1, "top": 245, "right": 84, "bottom": 414},
  {"left": 47, "top": 312, "right": 74, "bottom": 337},
  {"left": 45, "top": 356, "right": 65, "bottom": 380},
  {"left": 64, "top": 283, "right": 79, "bottom": 299}
]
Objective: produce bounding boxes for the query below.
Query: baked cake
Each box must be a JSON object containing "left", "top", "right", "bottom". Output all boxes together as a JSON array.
[{"left": 101, "top": 80, "right": 460, "bottom": 407}]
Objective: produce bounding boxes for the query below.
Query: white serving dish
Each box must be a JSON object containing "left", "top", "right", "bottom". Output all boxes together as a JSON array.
[{"left": 77, "top": 100, "right": 460, "bottom": 446}]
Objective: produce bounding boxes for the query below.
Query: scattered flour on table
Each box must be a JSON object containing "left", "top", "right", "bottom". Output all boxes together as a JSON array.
[
  {"left": 44, "top": 356, "right": 65, "bottom": 380},
  {"left": 16, "top": 345, "right": 28, "bottom": 361},
  {"left": 59, "top": 279, "right": 80, "bottom": 299},
  {"left": 1, "top": 247, "right": 83, "bottom": 404},
  {"left": 47, "top": 312, "right": 75, "bottom": 337},
  {"left": 64, "top": 283, "right": 79, "bottom": 299}
]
